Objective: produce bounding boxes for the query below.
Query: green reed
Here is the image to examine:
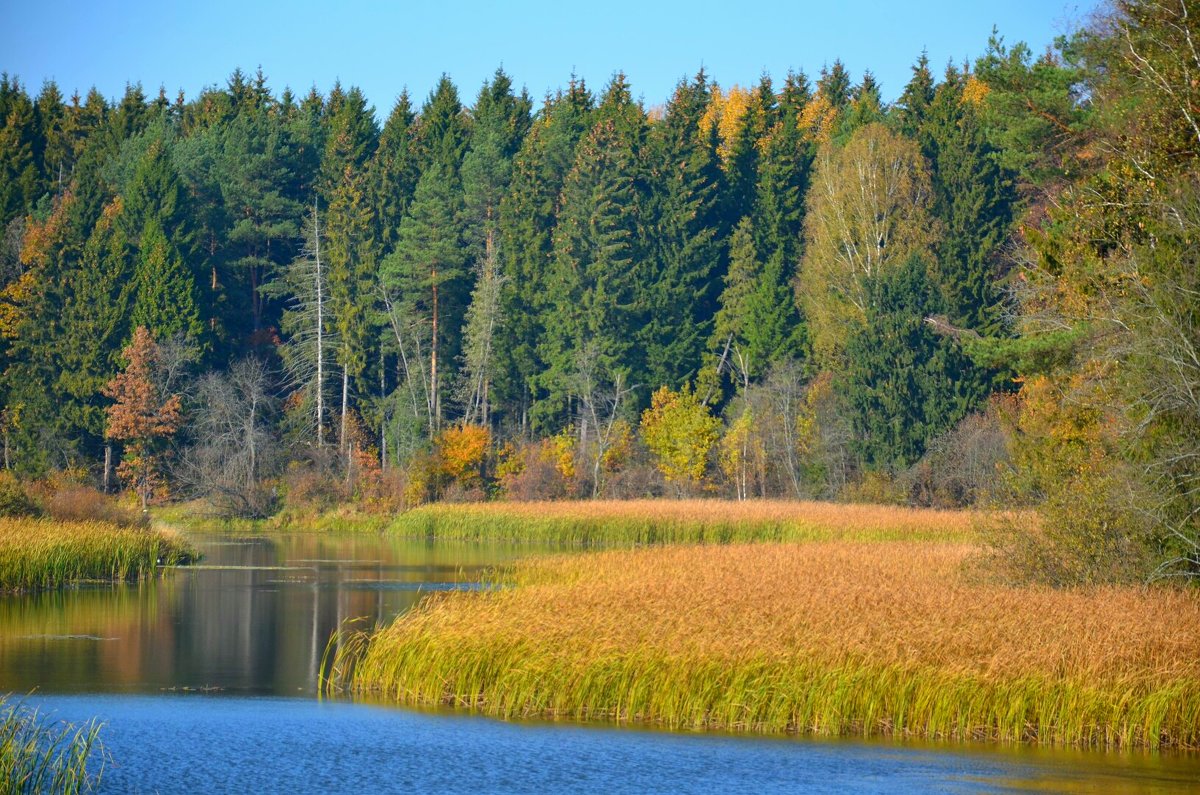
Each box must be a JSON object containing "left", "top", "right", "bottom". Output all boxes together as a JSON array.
[
  {"left": 0, "top": 696, "right": 103, "bottom": 795},
  {"left": 0, "top": 518, "right": 195, "bottom": 592}
]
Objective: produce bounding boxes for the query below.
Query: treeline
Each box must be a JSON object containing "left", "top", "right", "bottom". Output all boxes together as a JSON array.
[{"left": 1, "top": 1, "right": 1197, "bottom": 583}]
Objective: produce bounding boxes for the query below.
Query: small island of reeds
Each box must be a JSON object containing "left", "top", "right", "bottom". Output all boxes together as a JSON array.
[
  {"left": 0, "top": 518, "right": 193, "bottom": 593},
  {"left": 328, "top": 504, "right": 1200, "bottom": 750}
]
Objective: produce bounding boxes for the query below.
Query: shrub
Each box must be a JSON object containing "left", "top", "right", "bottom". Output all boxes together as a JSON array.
[{"left": 0, "top": 472, "right": 39, "bottom": 518}]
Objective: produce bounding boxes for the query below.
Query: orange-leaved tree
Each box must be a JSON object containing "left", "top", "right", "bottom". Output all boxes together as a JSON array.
[
  {"left": 103, "top": 326, "right": 182, "bottom": 510},
  {"left": 435, "top": 423, "right": 491, "bottom": 492}
]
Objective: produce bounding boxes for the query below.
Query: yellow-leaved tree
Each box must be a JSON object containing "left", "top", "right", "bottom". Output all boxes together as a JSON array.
[
  {"left": 798, "top": 122, "right": 936, "bottom": 365},
  {"left": 640, "top": 386, "right": 720, "bottom": 494}
]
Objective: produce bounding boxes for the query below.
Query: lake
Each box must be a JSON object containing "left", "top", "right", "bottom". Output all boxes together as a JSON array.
[{"left": 3, "top": 532, "right": 1197, "bottom": 793}]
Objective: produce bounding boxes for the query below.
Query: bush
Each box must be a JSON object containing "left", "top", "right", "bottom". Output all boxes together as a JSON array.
[
  {"left": 43, "top": 484, "right": 146, "bottom": 527},
  {"left": 0, "top": 472, "right": 39, "bottom": 518},
  {"left": 496, "top": 439, "right": 576, "bottom": 501}
]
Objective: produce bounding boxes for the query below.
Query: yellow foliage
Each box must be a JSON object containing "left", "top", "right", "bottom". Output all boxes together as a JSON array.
[
  {"left": 698, "top": 84, "right": 752, "bottom": 166},
  {"left": 961, "top": 75, "right": 990, "bottom": 106},
  {"left": 435, "top": 423, "right": 491, "bottom": 487},
  {"left": 640, "top": 385, "right": 721, "bottom": 486},
  {"left": 798, "top": 93, "right": 837, "bottom": 145},
  {"left": 549, "top": 427, "right": 576, "bottom": 481}
]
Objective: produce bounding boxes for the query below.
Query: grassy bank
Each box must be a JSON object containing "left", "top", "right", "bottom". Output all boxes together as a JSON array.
[
  {"left": 386, "top": 499, "right": 981, "bottom": 544},
  {"left": 0, "top": 696, "right": 102, "bottom": 794},
  {"left": 332, "top": 541, "right": 1200, "bottom": 749},
  {"left": 0, "top": 517, "right": 194, "bottom": 592}
]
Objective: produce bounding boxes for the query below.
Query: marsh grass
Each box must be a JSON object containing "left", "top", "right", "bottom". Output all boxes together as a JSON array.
[
  {"left": 0, "top": 518, "right": 194, "bottom": 592},
  {"left": 0, "top": 696, "right": 103, "bottom": 794},
  {"left": 387, "top": 500, "right": 983, "bottom": 544},
  {"left": 332, "top": 542, "right": 1200, "bottom": 749}
]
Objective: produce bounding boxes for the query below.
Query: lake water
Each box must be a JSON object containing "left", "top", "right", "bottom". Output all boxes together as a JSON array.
[{"left": 3, "top": 533, "right": 1198, "bottom": 793}]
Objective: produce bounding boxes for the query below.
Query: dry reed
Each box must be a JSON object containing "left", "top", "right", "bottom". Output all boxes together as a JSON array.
[
  {"left": 0, "top": 517, "right": 194, "bottom": 592},
  {"left": 336, "top": 541, "right": 1200, "bottom": 749}
]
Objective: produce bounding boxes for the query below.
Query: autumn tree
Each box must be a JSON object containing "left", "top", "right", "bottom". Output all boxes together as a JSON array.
[
  {"left": 799, "top": 122, "right": 936, "bottom": 365},
  {"left": 640, "top": 385, "right": 720, "bottom": 493},
  {"left": 103, "top": 327, "right": 183, "bottom": 509}
]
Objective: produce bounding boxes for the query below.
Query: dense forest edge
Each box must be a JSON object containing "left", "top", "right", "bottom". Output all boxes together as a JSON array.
[{"left": 1, "top": 0, "right": 1198, "bottom": 586}]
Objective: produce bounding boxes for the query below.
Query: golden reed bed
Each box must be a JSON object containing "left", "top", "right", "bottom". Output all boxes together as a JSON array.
[{"left": 335, "top": 539, "right": 1200, "bottom": 748}]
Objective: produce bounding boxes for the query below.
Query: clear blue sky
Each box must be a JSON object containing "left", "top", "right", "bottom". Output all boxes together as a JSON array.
[{"left": 2, "top": 0, "right": 1092, "bottom": 115}]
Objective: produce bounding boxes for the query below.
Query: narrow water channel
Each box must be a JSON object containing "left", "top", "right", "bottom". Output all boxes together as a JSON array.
[{"left": 2, "top": 533, "right": 1197, "bottom": 793}]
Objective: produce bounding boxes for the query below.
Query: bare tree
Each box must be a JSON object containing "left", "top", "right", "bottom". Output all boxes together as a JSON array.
[
  {"left": 572, "top": 342, "right": 636, "bottom": 498},
  {"left": 177, "top": 357, "right": 279, "bottom": 518}
]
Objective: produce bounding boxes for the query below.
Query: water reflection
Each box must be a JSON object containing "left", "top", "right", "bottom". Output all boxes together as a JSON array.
[{"left": 0, "top": 533, "right": 540, "bottom": 696}]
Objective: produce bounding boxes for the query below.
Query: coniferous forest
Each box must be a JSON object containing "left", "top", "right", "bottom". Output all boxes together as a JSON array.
[{"left": 2, "top": 1, "right": 1198, "bottom": 584}]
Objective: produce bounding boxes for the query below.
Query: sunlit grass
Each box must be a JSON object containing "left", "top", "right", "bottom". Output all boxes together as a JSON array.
[
  {"left": 0, "top": 518, "right": 194, "bottom": 592},
  {"left": 387, "top": 499, "right": 985, "bottom": 544},
  {"left": 0, "top": 695, "right": 103, "bottom": 794},
  {"left": 332, "top": 541, "right": 1200, "bottom": 749}
]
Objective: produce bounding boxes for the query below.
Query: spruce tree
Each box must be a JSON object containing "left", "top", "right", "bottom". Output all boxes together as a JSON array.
[
  {"left": 371, "top": 90, "right": 419, "bottom": 257},
  {"left": 539, "top": 118, "right": 641, "bottom": 430},
  {"left": 640, "top": 72, "right": 723, "bottom": 391},
  {"left": 893, "top": 52, "right": 936, "bottom": 137},
  {"left": 920, "top": 70, "right": 1016, "bottom": 335},
  {"left": 843, "top": 255, "right": 981, "bottom": 472},
  {"left": 494, "top": 79, "right": 593, "bottom": 432},
  {"left": 130, "top": 219, "right": 203, "bottom": 342},
  {"left": 0, "top": 81, "right": 40, "bottom": 225}
]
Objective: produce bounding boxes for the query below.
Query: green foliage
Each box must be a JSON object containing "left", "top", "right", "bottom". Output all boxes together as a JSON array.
[
  {"left": 843, "top": 256, "right": 986, "bottom": 472},
  {"left": 538, "top": 116, "right": 642, "bottom": 428}
]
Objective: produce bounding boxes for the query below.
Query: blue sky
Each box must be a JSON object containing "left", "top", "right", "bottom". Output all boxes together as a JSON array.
[{"left": 2, "top": 1, "right": 1092, "bottom": 114}]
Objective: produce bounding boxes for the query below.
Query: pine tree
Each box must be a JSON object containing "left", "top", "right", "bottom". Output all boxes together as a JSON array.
[{"left": 381, "top": 163, "right": 467, "bottom": 433}]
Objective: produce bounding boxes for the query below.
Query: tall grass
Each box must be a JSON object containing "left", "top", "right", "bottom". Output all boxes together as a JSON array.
[
  {"left": 331, "top": 541, "right": 1200, "bottom": 749},
  {"left": 0, "top": 518, "right": 194, "bottom": 592},
  {"left": 0, "top": 696, "right": 103, "bottom": 794},
  {"left": 387, "top": 500, "right": 983, "bottom": 545}
]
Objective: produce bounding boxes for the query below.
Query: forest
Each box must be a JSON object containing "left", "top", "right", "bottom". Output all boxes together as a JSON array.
[{"left": 1, "top": 0, "right": 1197, "bottom": 585}]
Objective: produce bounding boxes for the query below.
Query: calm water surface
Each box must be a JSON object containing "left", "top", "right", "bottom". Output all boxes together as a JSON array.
[{"left": 2, "top": 532, "right": 1197, "bottom": 793}]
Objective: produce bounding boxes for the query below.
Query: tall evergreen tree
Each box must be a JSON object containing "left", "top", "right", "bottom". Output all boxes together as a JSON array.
[
  {"left": 0, "top": 80, "right": 39, "bottom": 225},
  {"left": 843, "top": 255, "right": 981, "bottom": 472},
  {"left": 641, "top": 71, "right": 723, "bottom": 391},
  {"left": 539, "top": 118, "right": 642, "bottom": 430},
  {"left": 381, "top": 163, "right": 468, "bottom": 433},
  {"left": 130, "top": 219, "right": 203, "bottom": 342},
  {"left": 414, "top": 75, "right": 470, "bottom": 179},
  {"left": 494, "top": 78, "right": 593, "bottom": 431},
  {"left": 893, "top": 52, "right": 936, "bottom": 137},
  {"left": 371, "top": 90, "right": 420, "bottom": 257},
  {"left": 919, "top": 69, "right": 1017, "bottom": 335}
]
